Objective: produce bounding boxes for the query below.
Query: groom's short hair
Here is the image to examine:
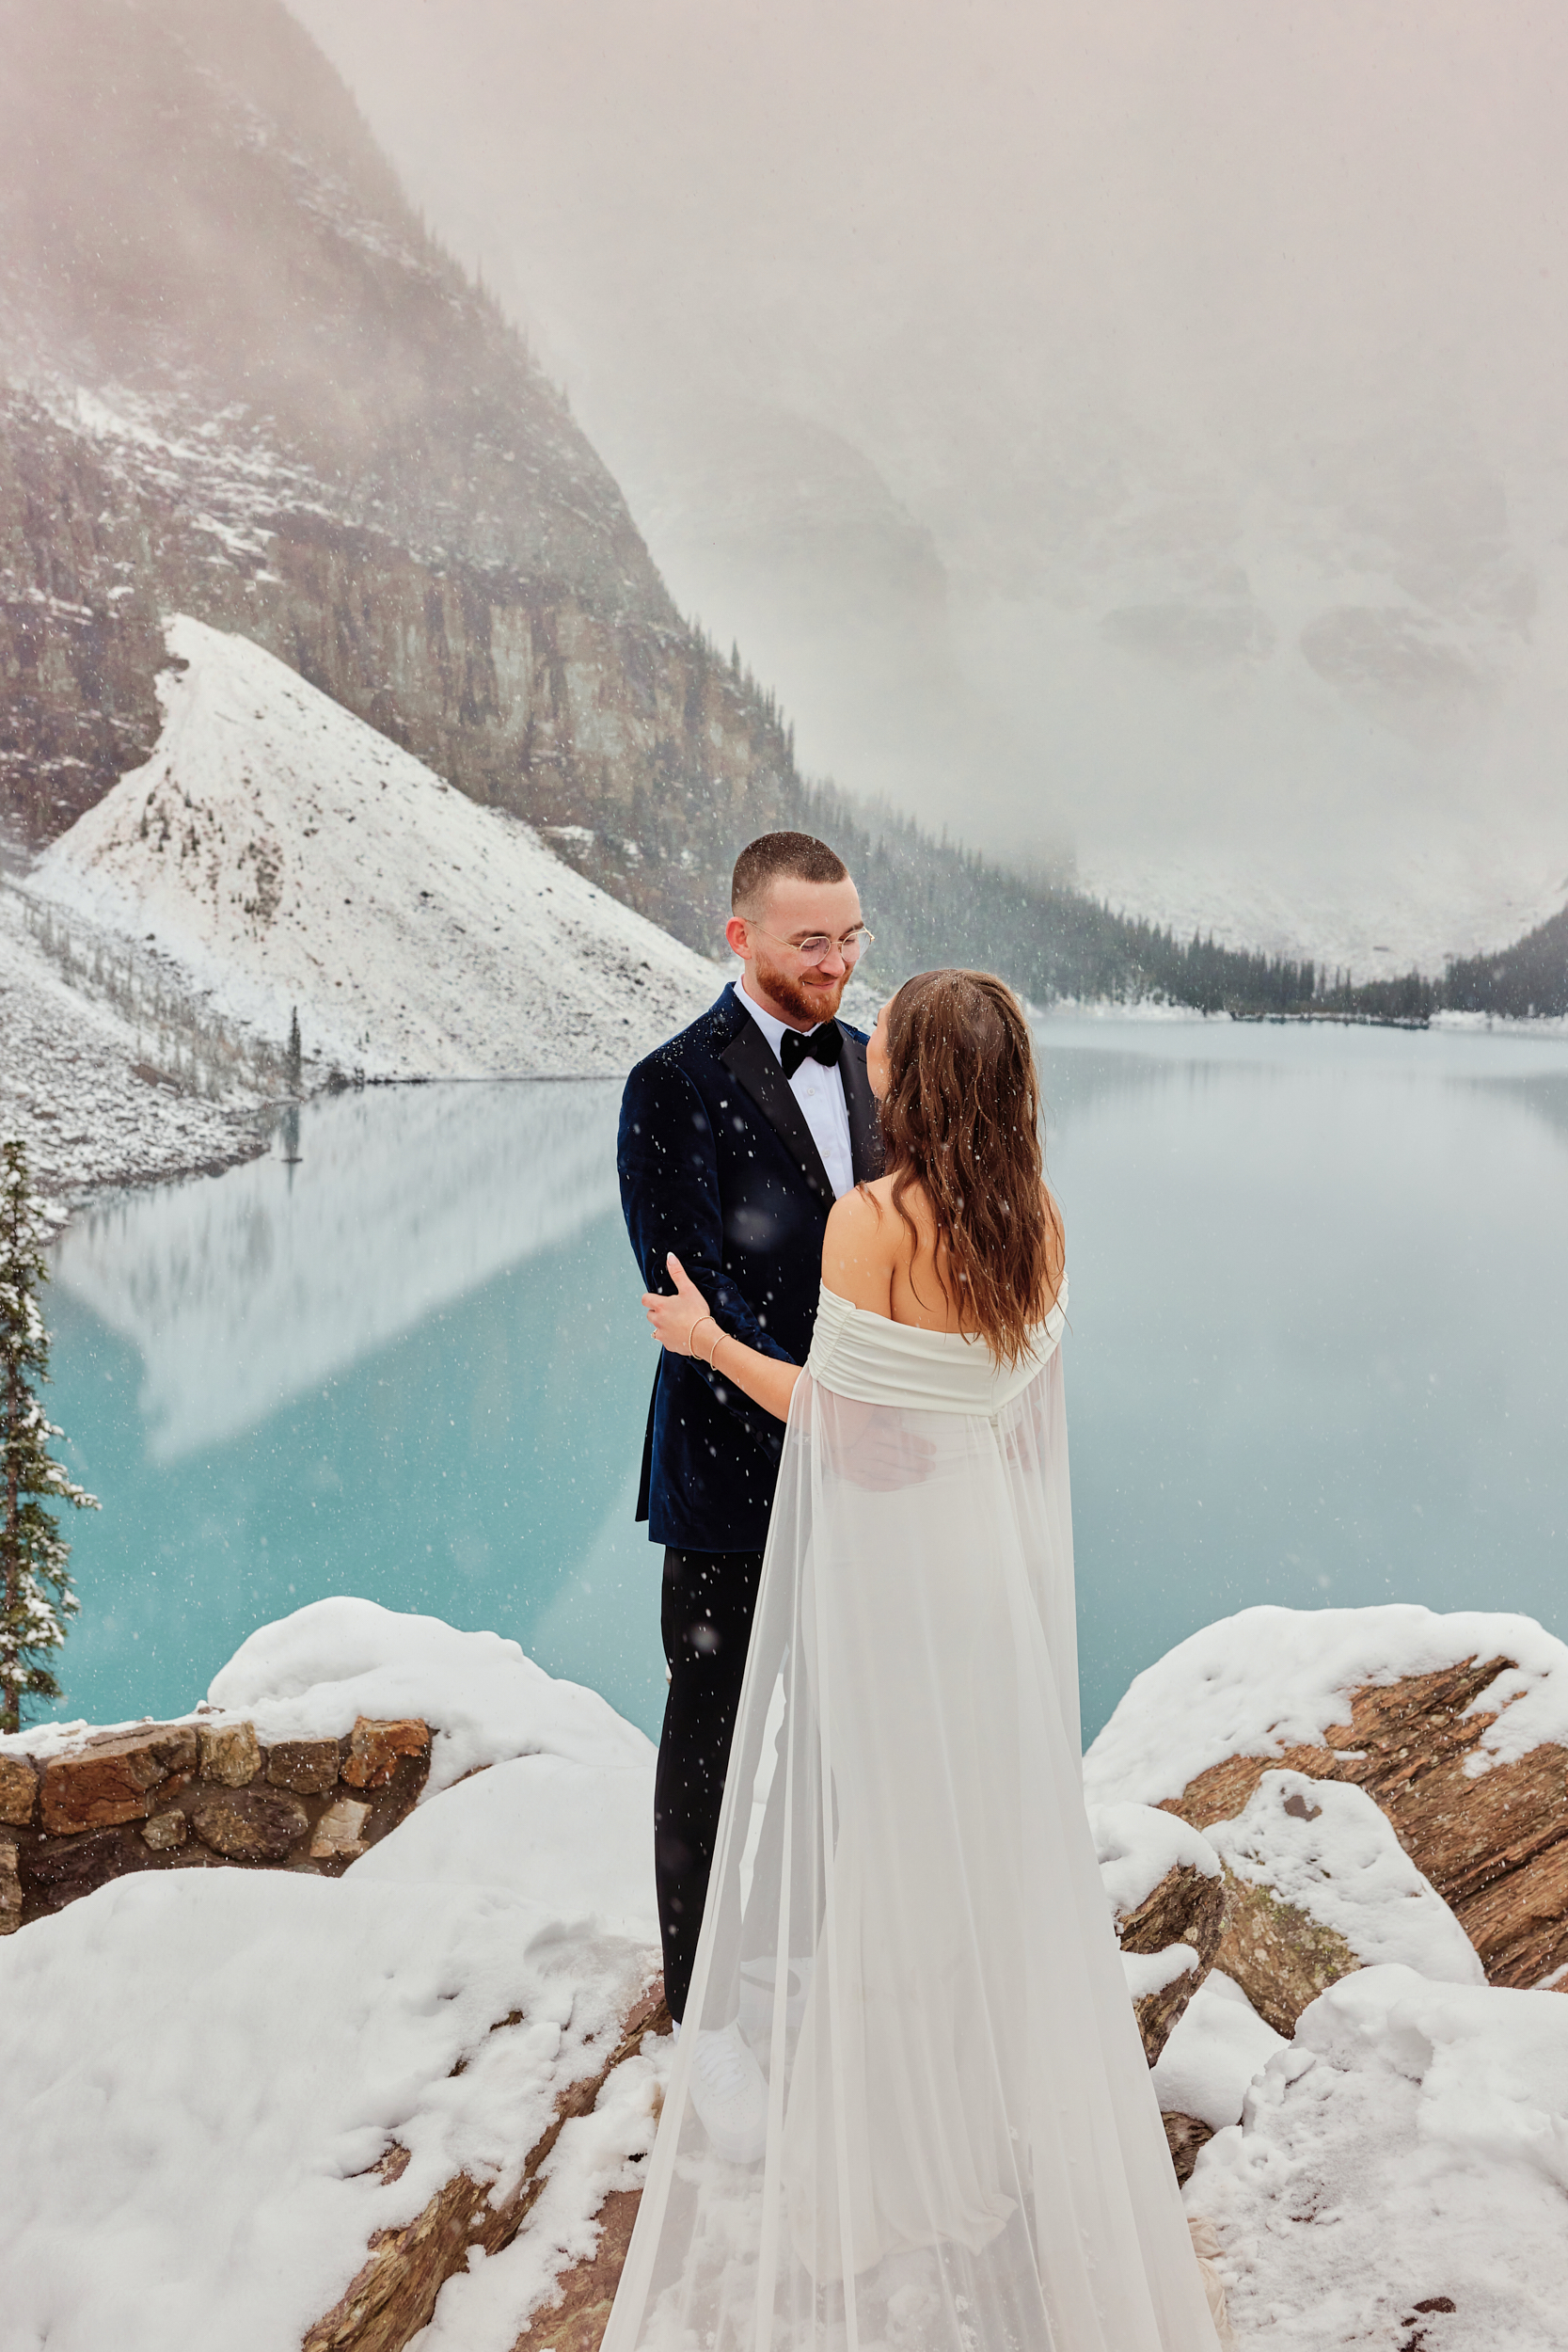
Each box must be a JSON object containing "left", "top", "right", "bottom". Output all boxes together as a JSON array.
[{"left": 732, "top": 832, "right": 849, "bottom": 914}]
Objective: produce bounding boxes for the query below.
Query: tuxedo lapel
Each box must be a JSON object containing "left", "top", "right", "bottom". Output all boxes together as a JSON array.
[
  {"left": 840, "top": 1031, "right": 881, "bottom": 1185},
  {"left": 719, "top": 1016, "right": 834, "bottom": 1207}
]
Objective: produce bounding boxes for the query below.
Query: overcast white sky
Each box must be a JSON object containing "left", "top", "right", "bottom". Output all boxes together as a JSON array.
[{"left": 293, "top": 0, "right": 1568, "bottom": 963}]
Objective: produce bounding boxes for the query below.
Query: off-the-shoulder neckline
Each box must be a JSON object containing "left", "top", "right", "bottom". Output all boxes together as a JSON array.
[{"left": 817, "top": 1280, "right": 1066, "bottom": 1343}]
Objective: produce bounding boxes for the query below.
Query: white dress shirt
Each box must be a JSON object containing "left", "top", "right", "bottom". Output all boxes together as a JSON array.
[{"left": 737, "top": 975, "right": 856, "bottom": 1200}]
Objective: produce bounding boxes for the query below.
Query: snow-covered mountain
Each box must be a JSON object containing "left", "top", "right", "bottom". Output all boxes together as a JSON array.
[
  {"left": 1075, "top": 836, "right": 1568, "bottom": 985},
  {"left": 0, "top": 881, "right": 262, "bottom": 1213},
  {"left": 32, "top": 618, "right": 722, "bottom": 1079},
  {"left": 0, "top": 0, "right": 798, "bottom": 961}
]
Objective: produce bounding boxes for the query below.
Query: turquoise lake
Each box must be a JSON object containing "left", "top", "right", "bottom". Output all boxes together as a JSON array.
[{"left": 38, "top": 1015, "right": 1568, "bottom": 1746}]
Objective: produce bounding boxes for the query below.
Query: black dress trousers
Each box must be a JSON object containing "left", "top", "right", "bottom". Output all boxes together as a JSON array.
[{"left": 655, "top": 1544, "right": 765, "bottom": 2023}]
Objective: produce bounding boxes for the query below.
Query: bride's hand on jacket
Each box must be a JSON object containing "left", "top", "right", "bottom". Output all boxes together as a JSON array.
[
  {"left": 643, "top": 1252, "right": 803, "bottom": 1422},
  {"left": 642, "top": 1252, "right": 716, "bottom": 1357}
]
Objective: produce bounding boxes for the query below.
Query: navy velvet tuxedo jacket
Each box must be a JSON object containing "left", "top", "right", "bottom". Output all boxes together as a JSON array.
[{"left": 618, "top": 983, "right": 882, "bottom": 1553}]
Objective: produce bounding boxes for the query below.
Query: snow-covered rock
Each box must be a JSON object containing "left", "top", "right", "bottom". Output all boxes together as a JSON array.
[
  {"left": 1192, "top": 1965, "right": 1568, "bottom": 2352},
  {"left": 32, "top": 615, "right": 724, "bottom": 1081},
  {"left": 1093, "top": 1799, "right": 1224, "bottom": 1920},
  {"left": 1210, "top": 1770, "right": 1483, "bottom": 1992},
  {"left": 350, "top": 1752, "right": 652, "bottom": 1932},
  {"left": 1083, "top": 1604, "right": 1568, "bottom": 1812},
  {"left": 1084, "top": 1605, "right": 1568, "bottom": 1993},
  {"left": 0, "top": 1601, "right": 665, "bottom": 2352},
  {"left": 207, "top": 1596, "right": 652, "bottom": 1801},
  {"left": 0, "top": 1871, "right": 661, "bottom": 2352},
  {"left": 1092, "top": 1801, "right": 1227, "bottom": 2065},
  {"left": 1153, "top": 1971, "right": 1288, "bottom": 2135}
]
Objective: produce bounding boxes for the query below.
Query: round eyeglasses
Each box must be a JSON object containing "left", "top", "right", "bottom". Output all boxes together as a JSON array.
[{"left": 750, "top": 924, "right": 875, "bottom": 968}]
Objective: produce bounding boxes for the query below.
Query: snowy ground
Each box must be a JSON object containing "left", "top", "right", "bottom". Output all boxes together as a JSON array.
[
  {"left": 0, "top": 1600, "right": 669, "bottom": 2352},
  {"left": 6, "top": 1603, "right": 1568, "bottom": 2348},
  {"left": 1153, "top": 1972, "right": 1289, "bottom": 2134},
  {"left": 1087, "top": 1604, "right": 1568, "bottom": 2351},
  {"left": 1194, "top": 1965, "right": 1568, "bottom": 2352},
  {"left": 31, "top": 615, "right": 723, "bottom": 1084}
]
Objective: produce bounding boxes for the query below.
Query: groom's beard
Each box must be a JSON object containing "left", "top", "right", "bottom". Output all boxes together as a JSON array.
[{"left": 753, "top": 947, "right": 848, "bottom": 1027}]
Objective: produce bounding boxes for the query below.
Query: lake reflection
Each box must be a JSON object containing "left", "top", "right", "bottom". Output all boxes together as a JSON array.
[
  {"left": 40, "top": 1020, "right": 1568, "bottom": 1744},
  {"left": 46, "top": 1082, "right": 670, "bottom": 1737}
]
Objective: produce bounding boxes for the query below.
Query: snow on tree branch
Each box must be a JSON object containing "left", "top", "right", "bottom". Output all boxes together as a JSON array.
[{"left": 1, "top": 1137, "right": 99, "bottom": 1735}]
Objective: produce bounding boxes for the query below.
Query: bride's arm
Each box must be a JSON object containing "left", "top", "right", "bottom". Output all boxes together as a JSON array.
[
  {"left": 642, "top": 1190, "right": 897, "bottom": 1423},
  {"left": 643, "top": 1253, "right": 802, "bottom": 1423}
]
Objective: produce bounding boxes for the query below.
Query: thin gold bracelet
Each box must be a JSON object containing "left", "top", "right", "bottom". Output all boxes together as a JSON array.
[{"left": 689, "top": 1313, "right": 720, "bottom": 1365}]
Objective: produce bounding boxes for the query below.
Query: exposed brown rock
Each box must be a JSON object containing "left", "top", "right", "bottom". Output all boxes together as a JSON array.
[
  {"left": 304, "top": 1982, "right": 669, "bottom": 2352},
  {"left": 1212, "top": 1866, "right": 1362, "bottom": 2037},
  {"left": 190, "top": 1786, "right": 310, "bottom": 1861},
  {"left": 141, "top": 1809, "right": 188, "bottom": 1851},
  {"left": 198, "top": 1721, "right": 262, "bottom": 1787},
  {"left": 0, "top": 1836, "right": 21, "bottom": 1935},
  {"left": 40, "top": 1724, "right": 199, "bottom": 1834},
  {"left": 1116, "top": 1860, "right": 1227, "bottom": 2066},
  {"left": 24, "top": 1824, "right": 157, "bottom": 1908},
  {"left": 1163, "top": 1655, "right": 1568, "bottom": 1989},
  {"left": 341, "top": 1719, "right": 431, "bottom": 1793},
  {"left": 1459, "top": 1836, "right": 1568, "bottom": 1985},
  {"left": 267, "top": 1740, "right": 342, "bottom": 1796},
  {"left": 509, "top": 2188, "right": 643, "bottom": 2352},
  {"left": 0, "top": 1755, "right": 38, "bottom": 1827},
  {"left": 310, "top": 1799, "right": 372, "bottom": 1861},
  {"left": 1164, "top": 2113, "right": 1216, "bottom": 2187}
]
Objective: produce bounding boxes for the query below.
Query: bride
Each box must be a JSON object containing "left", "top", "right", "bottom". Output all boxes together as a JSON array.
[{"left": 606, "top": 969, "right": 1222, "bottom": 2352}]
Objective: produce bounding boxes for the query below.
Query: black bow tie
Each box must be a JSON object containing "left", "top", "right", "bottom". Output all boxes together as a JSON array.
[{"left": 780, "top": 1023, "right": 844, "bottom": 1079}]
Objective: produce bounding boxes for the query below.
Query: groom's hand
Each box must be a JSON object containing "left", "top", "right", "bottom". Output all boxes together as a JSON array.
[{"left": 642, "top": 1250, "right": 716, "bottom": 1358}]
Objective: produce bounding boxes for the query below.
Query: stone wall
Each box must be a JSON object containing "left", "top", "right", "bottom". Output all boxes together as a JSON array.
[{"left": 0, "top": 1711, "right": 430, "bottom": 1931}]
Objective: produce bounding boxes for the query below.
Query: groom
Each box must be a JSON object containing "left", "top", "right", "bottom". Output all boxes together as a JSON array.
[{"left": 618, "top": 830, "right": 879, "bottom": 2035}]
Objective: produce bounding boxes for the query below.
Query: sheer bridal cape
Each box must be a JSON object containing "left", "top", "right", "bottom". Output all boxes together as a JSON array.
[{"left": 604, "top": 1283, "right": 1220, "bottom": 2352}]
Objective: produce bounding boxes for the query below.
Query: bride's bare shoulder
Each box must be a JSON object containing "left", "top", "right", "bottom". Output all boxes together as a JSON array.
[
  {"left": 822, "top": 1181, "right": 899, "bottom": 1313},
  {"left": 824, "top": 1181, "right": 897, "bottom": 1250}
]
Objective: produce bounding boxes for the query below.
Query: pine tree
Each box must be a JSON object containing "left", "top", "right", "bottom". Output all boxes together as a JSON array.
[
  {"left": 0, "top": 1140, "right": 98, "bottom": 1735},
  {"left": 285, "top": 1006, "right": 303, "bottom": 1096}
]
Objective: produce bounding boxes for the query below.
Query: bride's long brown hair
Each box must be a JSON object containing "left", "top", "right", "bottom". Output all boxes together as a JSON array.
[{"left": 876, "top": 969, "right": 1063, "bottom": 1365}]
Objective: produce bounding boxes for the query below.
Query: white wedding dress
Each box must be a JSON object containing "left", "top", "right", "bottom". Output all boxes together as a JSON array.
[{"left": 604, "top": 1282, "right": 1220, "bottom": 2352}]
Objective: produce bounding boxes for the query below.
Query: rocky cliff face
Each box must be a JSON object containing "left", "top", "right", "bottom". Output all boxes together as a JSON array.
[
  {"left": 9, "top": 0, "right": 1490, "bottom": 1022},
  {"left": 0, "top": 0, "right": 796, "bottom": 939}
]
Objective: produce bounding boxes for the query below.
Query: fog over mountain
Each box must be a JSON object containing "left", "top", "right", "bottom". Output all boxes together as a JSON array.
[{"left": 292, "top": 0, "right": 1568, "bottom": 972}]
